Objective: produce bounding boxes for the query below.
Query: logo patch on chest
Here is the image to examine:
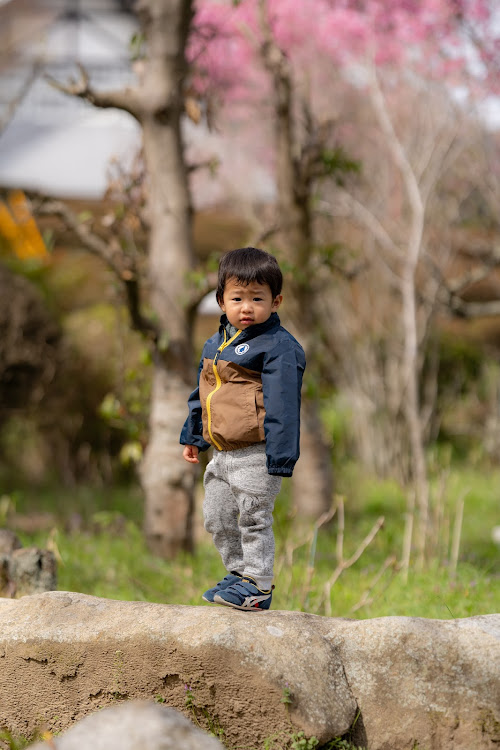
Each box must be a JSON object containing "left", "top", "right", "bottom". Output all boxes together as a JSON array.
[{"left": 235, "top": 343, "right": 250, "bottom": 356}]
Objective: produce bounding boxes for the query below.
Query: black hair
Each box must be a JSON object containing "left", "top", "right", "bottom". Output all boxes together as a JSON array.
[{"left": 216, "top": 247, "right": 283, "bottom": 304}]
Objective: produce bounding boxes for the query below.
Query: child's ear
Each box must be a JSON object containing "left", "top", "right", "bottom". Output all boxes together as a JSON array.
[{"left": 272, "top": 294, "right": 283, "bottom": 310}]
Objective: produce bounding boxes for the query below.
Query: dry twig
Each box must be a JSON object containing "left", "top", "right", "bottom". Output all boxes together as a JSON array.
[
  {"left": 349, "top": 555, "right": 398, "bottom": 613},
  {"left": 323, "top": 514, "right": 385, "bottom": 616}
]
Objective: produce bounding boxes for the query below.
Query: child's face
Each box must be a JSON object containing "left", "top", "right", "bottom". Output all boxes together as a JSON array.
[{"left": 220, "top": 277, "right": 282, "bottom": 330}]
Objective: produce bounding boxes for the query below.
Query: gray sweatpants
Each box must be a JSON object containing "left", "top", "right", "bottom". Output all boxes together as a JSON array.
[{"left": 203, "top": 443, "right": 282, "bottom": 591}]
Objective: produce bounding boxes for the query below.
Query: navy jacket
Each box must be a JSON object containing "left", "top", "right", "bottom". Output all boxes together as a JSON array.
[{"left": 180, "top": 313, "right": 305, "bottom": 477}]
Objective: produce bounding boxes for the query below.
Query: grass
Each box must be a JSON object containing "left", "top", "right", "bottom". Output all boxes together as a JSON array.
[
  {"left": 1, "top": 461, "right": 498, "bottom": 619},
  {"left": 0, "top": 465, "right": 498, "bottom": 750}
]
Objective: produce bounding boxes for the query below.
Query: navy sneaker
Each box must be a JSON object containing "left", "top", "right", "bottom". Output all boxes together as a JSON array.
[
  {"left": 202, "top": 571, "right": 242, "bottom": 603},
  {"left": 214, "top": 576, "right": 273, "bottom": 611}
]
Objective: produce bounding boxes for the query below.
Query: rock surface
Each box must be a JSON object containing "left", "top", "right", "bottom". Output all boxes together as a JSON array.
[
  {"left": 321, "top": 614, "right": 500, "bottom": 749},
  {"left": 27, "top": 700, "right": 224, "bottom": 750},
  {"left": 0, "top": 530, "right": 57, "bottom": 598},
  {"left": 0, "top": 591, "right": 355, "bottom": 747},
  {"left": 0, "top": 591, "right": 498, "bottom": 749}
]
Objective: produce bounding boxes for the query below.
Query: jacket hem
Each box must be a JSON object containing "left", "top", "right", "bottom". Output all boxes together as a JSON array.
[{"left": 268, "top": 465, "right": 293, "bottom": 477}]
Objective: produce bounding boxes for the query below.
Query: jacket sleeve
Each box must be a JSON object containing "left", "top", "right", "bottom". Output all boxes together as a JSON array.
[
  {"left": 261, "top": 339, "right": 306, "bottom": 477},
  {"left": 179, "top": 355, "right": 211, "bottom": 451}
]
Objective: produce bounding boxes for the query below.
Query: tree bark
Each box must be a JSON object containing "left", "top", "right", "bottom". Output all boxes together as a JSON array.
[
  {"left": 134, "top": 0, "right": 198, "bottom": 557},
  {"left": 41, "top": 0, "right": 198, "bottom": 555},
  {"left": 259, "top": 3, "right": 333, "bottom": 517},
  {"left": 53, "top": 0, "right": 200, "bottom": 556},
  {"left": 368, "top": 68, "right": 430, "bottom": 566}
]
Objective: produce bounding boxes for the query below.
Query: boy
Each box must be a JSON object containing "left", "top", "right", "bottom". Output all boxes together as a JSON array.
[{"left": 180, "top": 247, "right": 305, "bottom": 611}]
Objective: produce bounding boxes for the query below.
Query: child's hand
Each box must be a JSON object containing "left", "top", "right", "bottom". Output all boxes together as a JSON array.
[{"left": 183, "top": 445, "right": 199, "bottom": 464}]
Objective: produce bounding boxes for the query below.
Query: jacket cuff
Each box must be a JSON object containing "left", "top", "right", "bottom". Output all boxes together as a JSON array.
[
  {"left": 180, "top": 437, "right": 210, "bottom": 452},
  {"left": 268, "top": 465, "right": 293, "bottom": 477}
]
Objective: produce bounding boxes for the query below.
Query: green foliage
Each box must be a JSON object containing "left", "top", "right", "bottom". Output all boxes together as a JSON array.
[
  {"left": 129, "top": 31, "right": 146, "bottom": 61},
  {"left": 319, "top": 740, "right": 364, "bottom": 750},
  {"left": 281, "top": 685, "right": 293, "bottom": 705},
  {"left": 290, "top": 731, "right": 319, "bottom": 750},
  {"left": 41, "top": 228, "right": 55, "bottom": 254},
  {"left": 6, "top": 460, "right": 499, "bottom": 617},
  {"left": 0, "top": 729, "right": 43, "bottom": 750},
  {"left": 98, "top": 350, "right": 151, "bottom": 451},
  {"left": 0, "top": 246, "right": 154, "bottom": 485},
  {"left": 320, "top": 147, "right": 361, "bottom": 185},
  {"left": 321, "top": 397, "right": 353, "bottom": 466},
  {"left": 157, "top": 330, "right": 170, "bottom": 353},
  {"left": 1, "top": 463, "right": 498, "bottom": 750},
  {"left": 437, "top": 331, "right": 483, "bottom": 388},
  {"left": 261, "top": 728, "right": 364, "bottom": 750}
]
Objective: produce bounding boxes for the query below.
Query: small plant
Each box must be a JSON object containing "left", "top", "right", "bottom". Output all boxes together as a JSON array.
[
  {"left": 290, "top": 731, "right": 319, "bottom": 750},
  {"left": 184, "top": 684, "right": 225, "bottom": 742},
  {"left": 184, "top": 685, "right": 196, "bottom": 711},
  {"left": 281, "top": 684, "right": 293, "bottom": 706},
  {"left": 0, "top": 494, "right": 15, "bottom": 526},
  {"left": 320, "top": 738, "right": 366, "bottom": 750},
  {"left": 0, "top": 729, "right": 44, "bottom": 750}
]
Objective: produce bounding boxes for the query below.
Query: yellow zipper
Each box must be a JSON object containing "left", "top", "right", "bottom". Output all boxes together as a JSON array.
[{"left": 206, "top": 329, "right": 242, "bottom": 450}]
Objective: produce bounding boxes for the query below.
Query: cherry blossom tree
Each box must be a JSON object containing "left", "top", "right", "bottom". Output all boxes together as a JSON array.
[
  {"left": 39, "top": 0, "right": 499, "bottom": 561},
  {"left": 188, "top": 0, "right": 500, "bottom": 551}
]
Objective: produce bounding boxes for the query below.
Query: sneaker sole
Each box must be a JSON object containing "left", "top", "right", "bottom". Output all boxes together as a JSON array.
[{"left": 213, "top": 596, "right": 269, "bottom": 612}]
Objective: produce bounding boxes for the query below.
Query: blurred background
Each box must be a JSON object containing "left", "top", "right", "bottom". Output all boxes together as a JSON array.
[{"left": 0, "top": 0, "right": 498, "bottom": 617}]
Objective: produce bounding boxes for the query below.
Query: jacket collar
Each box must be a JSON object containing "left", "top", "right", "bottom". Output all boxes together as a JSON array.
[{"left": 219, "top": 313, "right": 280, "bottom": 341}]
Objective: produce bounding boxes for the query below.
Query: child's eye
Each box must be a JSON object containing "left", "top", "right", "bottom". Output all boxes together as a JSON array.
[{"left": 232, "top": 297, "right": 241, "bottom": 302}]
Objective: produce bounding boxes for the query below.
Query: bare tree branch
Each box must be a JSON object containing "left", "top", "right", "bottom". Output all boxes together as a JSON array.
[
  {"left": 424, "top": 238, "right": 500, "bottom": 319},
  {"left": 448, "top": 246, "right": 500, "bottom": 294},
  {"left": 333, "top": 190, "right": 401, "bottom": 259},
  {"left": 252, "top": 223, "right": 282, "bottom": 246},
  {"left": 45, "top": 63, "right": 142, "bottom": 120},
  {"left": 368, "top": 65, "right": 424, "bottom": 224},
  {"left": 36, "top": 198, "right": 124, "bottom": 274},
  {"left": 0, "top": 62, "right": 41, "bottom": 136},
  {"left": 316, "top": 195, "right": 402, "bottom": 287},
  {"left": 185, "top": 270, "right": 218, "bottom": 313},
  {"left": 448, "top": 298, "right": 500, "bottom": 319},
  {"left": 34, "top": 197, "right": 160, "bottom": 342}
]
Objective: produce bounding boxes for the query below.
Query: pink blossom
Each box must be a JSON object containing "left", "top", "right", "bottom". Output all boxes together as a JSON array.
[{"left": 191, "top": 0, "right": 499, "bottom": 102}]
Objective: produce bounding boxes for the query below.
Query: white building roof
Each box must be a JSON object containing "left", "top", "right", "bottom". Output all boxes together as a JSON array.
[{"left": 0, "top": 0, "right": 141, "bottom": 198}]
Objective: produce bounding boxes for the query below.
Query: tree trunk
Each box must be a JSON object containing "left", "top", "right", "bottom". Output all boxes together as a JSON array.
[
  {"left": 260, "top": 26, "right": 333, "bottom": 517},
  {"left": 291, "top": 398, "right": 333, "bottom": 518},
  {"left": 140, "top": 367, "right": 196, "bottom": 556},
  {"left": 135, "top": 0, "right": 197, "bottom": 557},
  {"left": 368, "top": 67, "right": 430, "bottom": 567},
  {"left": 401, "top": 222, "right": 429, "bottom": 569}
]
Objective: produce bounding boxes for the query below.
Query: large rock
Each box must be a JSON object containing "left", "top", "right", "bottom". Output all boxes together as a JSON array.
[
  {"left": 0, "top": 591, "right": 498, "bottom": 749},
  {"left": 0, "top": 591, "right": 355, "bottom": 748},
  {"left": 0, "top": 530, "right": 57, "bottom": 598},
  {"left": 27, "top": 700, "right": 224, "bottom": 750},
  {"left": 320, "top": 614, "right": 500, "bottom": 750}
]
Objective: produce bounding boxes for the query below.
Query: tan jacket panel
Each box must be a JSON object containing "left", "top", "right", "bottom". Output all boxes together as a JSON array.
[{"left": 199, "top": 357, "right": 265, "bottom": 450}]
